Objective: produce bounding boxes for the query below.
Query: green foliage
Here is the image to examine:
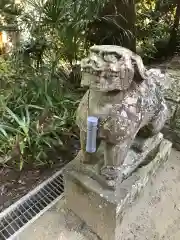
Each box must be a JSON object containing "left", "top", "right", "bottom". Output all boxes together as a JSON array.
[
  {"left": 136, "top": 0, "right": 178, "bottom": 60},
  {"left": 19, "top": 0, "right": 108, "bottom": 66},
  {"left": 0, "top": 0, "right": 180, "bottom": 171},
  {"left": 0, "top": 0, "right": 22, "bottom": 31},
  {"left": 0, "top": 0, "right": 110, "bottom": 170},
  {"left": 0, "top": 58, "right": 80, "bottom": 169}
]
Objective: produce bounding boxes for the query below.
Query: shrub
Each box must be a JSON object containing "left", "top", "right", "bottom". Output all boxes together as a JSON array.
[{"left": 0, "top": 57, "right": 80, "bottom": 170}]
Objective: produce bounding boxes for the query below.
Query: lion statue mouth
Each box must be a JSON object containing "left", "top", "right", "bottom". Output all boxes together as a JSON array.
[{"left": 82, "top": 67, "right": 120, "bottom": 78}]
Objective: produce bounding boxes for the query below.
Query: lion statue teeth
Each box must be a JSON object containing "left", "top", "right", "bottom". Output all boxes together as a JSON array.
[{"left": 76, "top": 45, "right": 169, "bottom": 187}]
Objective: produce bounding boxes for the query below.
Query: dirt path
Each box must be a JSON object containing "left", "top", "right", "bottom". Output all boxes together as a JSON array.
[
  {"left": 18, "top": 148, "right": 180, "bottom": 240},
  {"left": 120, "top": 148, "right": 180, "bottom": 240}
]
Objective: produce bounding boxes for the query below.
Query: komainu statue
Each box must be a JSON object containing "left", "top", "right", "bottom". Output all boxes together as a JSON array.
[{"left": 76, "top": 45, "right": 169, "bottom": 188}]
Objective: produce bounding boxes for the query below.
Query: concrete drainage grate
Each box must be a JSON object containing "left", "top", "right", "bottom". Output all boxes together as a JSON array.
[{"left": 0, "top": 169, "right": 64, "bottom": 240}]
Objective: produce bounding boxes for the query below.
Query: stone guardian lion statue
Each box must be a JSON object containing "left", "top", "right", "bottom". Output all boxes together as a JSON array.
[{"left": 76, "top": 45, "right": 169, "bottom": 187}]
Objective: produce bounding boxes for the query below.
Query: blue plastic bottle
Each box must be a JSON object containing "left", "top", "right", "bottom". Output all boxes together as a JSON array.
[{"left": 86, "top": 116, "right": 98, "bottom": 153}]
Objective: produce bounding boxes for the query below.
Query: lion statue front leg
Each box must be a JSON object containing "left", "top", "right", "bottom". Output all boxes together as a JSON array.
[{"left": 99, "top": 109, "right": 141, "bottom": 184}]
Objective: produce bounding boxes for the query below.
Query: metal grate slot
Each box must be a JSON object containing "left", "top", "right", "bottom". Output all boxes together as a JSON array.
[{"left": 0, "top": 170, "right": 64, "bottom": 240}]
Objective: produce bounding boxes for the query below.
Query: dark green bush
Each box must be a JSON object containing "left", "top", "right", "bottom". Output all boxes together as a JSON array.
[{"left": 0, "top": 58, "right": 80, "bottom": 169}]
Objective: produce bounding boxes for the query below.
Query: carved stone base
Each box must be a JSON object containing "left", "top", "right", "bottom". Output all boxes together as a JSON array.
[{"left": 64, "top": 139, "right": 172, "bottom": 240}]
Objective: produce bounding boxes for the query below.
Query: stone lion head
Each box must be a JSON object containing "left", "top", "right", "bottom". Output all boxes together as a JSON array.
[{"left": 81, "top": 45, "right": 146, "bottom": 91}]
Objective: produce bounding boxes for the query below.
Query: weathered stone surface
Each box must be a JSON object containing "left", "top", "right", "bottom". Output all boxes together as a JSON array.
[
  {"left": 164, "top": 69, "right": 180, "bottom": 102},
  {"left": 165, "top": 100, "right": 177, "bottom": 125},
  {"left": 162, "top": 126, "right": 180, "bottom": 150},
  {"left": 162, "top": 63, "right": 180, "bottom": 150},
  {"left": 122, "top": 133, "right": 163, "bottom": 180},
  {"left": 64, "top": 46, "right": 172, "bottom": 240},
  {"left": 132, "top": 133, "right": 163, "bottom": 152},
  {"left": 174, "top": 105, "right": 180, "bottom": 129},
  {"left": 64, "top": 139, "right": 172, "bottom": 240},
  {"left": 64, "top": 133, "right": 163, "bottom": 190},
  {"left": 78, "top": 45, "right": 169, "bottom": 185}
]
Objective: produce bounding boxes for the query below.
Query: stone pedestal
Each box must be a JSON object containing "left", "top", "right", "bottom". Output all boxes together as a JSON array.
[{"left": 64, "top": 139, "right": 172, "bottom": 240}]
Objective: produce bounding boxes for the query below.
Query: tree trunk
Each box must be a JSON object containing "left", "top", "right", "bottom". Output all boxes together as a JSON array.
[
  {"left": 125, "top": 0, "right": 136, "bottom": 52},
  {"left": 87, "top": 0, "right": 136, "bottom": 52},
  {"left": 168, "top": 0, "right": 180, "bottom": 55}
]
